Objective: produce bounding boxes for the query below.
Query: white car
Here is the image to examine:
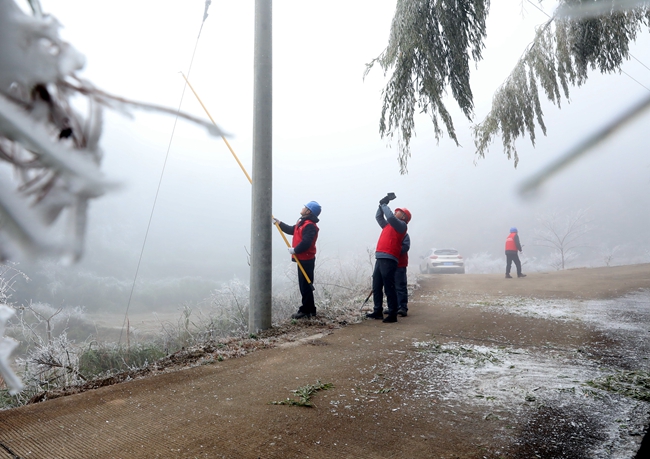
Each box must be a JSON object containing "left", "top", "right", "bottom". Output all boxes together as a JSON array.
[{"left": 419, "top": 248, "right": 465, "bottom": 274}]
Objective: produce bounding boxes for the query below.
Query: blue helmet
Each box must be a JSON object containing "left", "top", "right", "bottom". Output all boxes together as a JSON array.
[
  {"left": 305, "top": 201, "right": 321, "bottom": 217},
  {"left": 510, "top": 227, "right": 518, "bottom": 233}
]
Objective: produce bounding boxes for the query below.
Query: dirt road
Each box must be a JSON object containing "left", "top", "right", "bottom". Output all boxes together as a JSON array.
[{"left": 1, "top": 264, "right": 650, "bottom": 458}]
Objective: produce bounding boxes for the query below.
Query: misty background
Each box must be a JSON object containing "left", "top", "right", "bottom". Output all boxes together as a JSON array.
[{"left": 8, "top": 0, "right": 650, "bottom": 313}]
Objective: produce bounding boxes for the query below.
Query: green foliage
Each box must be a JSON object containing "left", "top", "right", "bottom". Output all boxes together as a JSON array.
[
  {"left": 78, "top": 344, "right": 165, "bottom": 378},
  {"left": 366, "top": 0, "right": 489, "bottom": 173},
  {"left": 586, "top": 370, "right": 650, "bottom": 402},
  {"left": 418, "top": 340, "right": 502, "bottom": 366},
  {"left": 270, "top": 380, "right": 334, "bottom": 407}
]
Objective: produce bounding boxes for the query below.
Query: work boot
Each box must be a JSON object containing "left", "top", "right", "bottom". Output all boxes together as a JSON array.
[
  {"left": 366, "top": 312, "right": 383, "bottom": 320},
  {"left": 397, "top": 308, "right": 408, "bottom": 317},
  {"left": 382, "top": 315, "right": 398, "bottom": 323},
  {"left": 505, "top": 274, "right": 513, "bottom": 279},
  {"left": 291, "top": 311, "right": 315, "bottom": 319},
  {"left": 518, "top": 273, "right": 527, "bottom": 278}
]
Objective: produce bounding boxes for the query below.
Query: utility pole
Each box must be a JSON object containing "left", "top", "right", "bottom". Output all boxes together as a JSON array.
[{"left": 249, "top": 0, "right": 272, "bottom": 332}]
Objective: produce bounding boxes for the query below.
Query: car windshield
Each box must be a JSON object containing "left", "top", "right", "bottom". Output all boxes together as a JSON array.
[{"left": 434, "top": 249, "right": 458, "bottom": 256}]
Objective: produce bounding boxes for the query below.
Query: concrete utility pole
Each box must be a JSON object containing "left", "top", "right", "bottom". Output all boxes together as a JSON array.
[{"left": 249, "top": 0, "right": 272, "bottom": 333}]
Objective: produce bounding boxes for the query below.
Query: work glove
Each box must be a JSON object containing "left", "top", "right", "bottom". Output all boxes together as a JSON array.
[
  {"left": 379, "top": 192, "right": 397, "bottom": 206},
  {"left": 272, "top": 217, "right": 280, "bottom": 225},
  {"left": 288, "top": 247, "right": 296, "bottom": 255}
]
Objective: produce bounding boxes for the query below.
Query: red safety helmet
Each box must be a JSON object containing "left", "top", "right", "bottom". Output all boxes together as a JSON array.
[{"left": 395, "top": 208, "right": 411, "bottom": 223}]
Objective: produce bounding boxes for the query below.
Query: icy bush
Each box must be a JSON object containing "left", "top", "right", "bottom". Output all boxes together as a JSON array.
[
  {"left": 15, "top": 332, "right": 84, "bottom": 392},
  {"left": 8, "top": 302, "right": 94, "bottom": 355}
]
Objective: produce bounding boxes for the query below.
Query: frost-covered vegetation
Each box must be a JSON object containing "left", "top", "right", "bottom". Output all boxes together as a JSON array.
[
  {"left": 392, "top": 291, "right": 650, "bottom": 458},
  {"left": 0, "top": 258, "right": 375, "bottom": 409}
]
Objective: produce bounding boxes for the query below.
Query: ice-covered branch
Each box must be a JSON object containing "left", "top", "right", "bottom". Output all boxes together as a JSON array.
[{"left": 0, "top": 0, "right": 226, "bottom": 261}]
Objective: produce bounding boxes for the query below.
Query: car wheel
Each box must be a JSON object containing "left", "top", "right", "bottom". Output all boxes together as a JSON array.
[{"left": 427, "top": 265, "right": 432, "bottom": 274}]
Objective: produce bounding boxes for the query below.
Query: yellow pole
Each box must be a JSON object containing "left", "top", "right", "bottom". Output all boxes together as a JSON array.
[{"left": 180, "top": 73, "right": 313, "bottom": 285}]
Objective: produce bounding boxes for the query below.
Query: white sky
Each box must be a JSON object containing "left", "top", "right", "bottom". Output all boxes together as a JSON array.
[{"left": 30, "top": 0, "right": 650, "bottom": 284}]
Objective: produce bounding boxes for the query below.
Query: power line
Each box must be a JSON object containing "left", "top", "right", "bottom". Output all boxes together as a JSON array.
[
  {"left": 622, "top": 69, "right": 650, "bottom": 92},
  {"left": 631, "top": 53, "right": 650, "bottom": 73}
]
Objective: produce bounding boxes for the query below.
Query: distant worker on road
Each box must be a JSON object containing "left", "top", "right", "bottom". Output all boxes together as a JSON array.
[
  {"left": 505, "top": 227, "right": 526, "bottom": 279},
  {"left": 367, "top": 193, "right": 410, "bottom": 323},
  {"left": 274, "top": 201, "right": 321, "bottom": 319}
]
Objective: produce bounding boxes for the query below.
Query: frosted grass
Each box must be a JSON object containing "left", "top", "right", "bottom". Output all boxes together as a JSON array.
[{"left": 392, "top": 290, "right": 650, "bottom": 458}]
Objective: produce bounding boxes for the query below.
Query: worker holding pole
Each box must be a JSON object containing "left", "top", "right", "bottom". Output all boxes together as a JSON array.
[{"left": 274, "top": 201, "right": 321, "bottom": 319}]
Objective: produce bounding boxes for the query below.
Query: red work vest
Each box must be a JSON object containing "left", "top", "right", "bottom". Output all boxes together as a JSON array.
[
  {"left": 398, "top": 251, "right": 408, "bottom": 268},
  {"left": 376, "top": 224, "right": 406, "bottom": 259},
  {"left": 292, "top": 219, "right": 319, "bottom": 261},
  {"left": 505, "top": 232, "right": 518, "bottom": 251}
]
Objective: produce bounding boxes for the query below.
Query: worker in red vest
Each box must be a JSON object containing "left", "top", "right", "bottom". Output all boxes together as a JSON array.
[
  {"left": 274, "top": 201, "right": 321, "bottom": 319},
  {"left": 395, "top": 232, "right": 411, "bottom": 316},
  {"left": 505, "top": 227, "right": 526, "bottom": 278},
  {"left": 367, "top": 194, "right": 410, "bottom": 323}
]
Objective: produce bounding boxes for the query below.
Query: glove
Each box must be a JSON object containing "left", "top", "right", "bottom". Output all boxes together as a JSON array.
[
  {"left": 288, "top": 248, "right": 296, "bottom": 255},
  {"left": 379, "top": 192, "right": 396, "bottom": 206},
  {"left": 272, "top": 217, "right": 280, "bottom": 225}
]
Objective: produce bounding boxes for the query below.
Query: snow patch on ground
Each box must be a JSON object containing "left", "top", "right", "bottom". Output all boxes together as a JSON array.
[
  {"left": 395, "top": 290, "right": 650, "bottom": 458},
  {"left": 468, "top": 290, "right": 650, "bottom": 337}
]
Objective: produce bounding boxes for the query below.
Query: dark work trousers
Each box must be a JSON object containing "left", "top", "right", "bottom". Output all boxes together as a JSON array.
[
  {"left": 372, "top": 258, "right": 399, "bottom": 316},
  {"left": 395, "top": 267, "right": 408, "bottom": 312},
  {"left": 297, "top": 258, "right": 316, "bottom": 314},
  {"left": 505, "top": 251, "right": 522, "bottom": 276}
]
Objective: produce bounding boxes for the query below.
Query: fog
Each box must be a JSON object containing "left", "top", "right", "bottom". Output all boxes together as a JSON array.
[{"left": 11, "top": 1, "right": 650, "bottom": 311}]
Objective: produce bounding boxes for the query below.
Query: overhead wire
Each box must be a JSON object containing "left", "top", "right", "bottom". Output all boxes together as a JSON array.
[{"left": 119, "top": 1, "right": 212, "bottom": 344}]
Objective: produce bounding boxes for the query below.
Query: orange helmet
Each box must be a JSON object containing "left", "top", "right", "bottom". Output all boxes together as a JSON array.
[{"left": 395, "top": 208, "right": 411, "bottom": 223}]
